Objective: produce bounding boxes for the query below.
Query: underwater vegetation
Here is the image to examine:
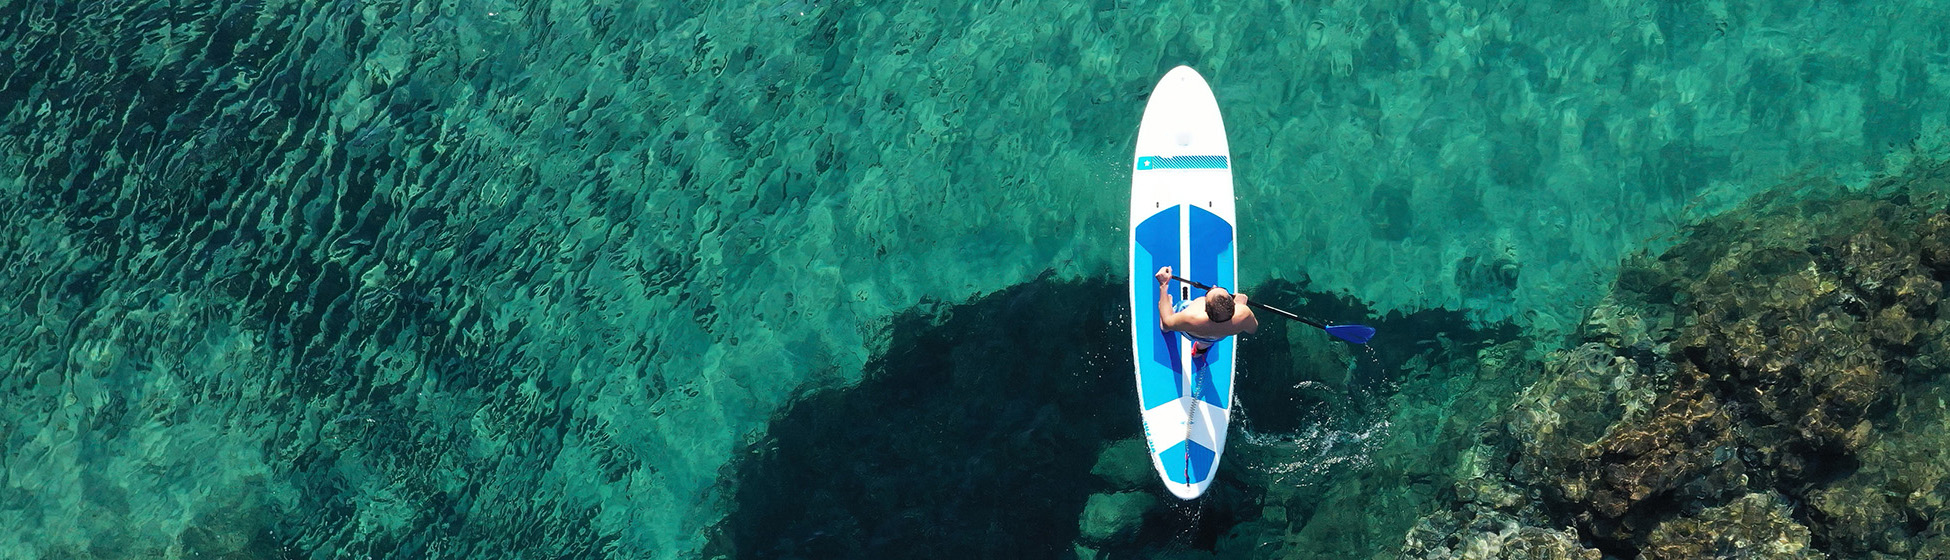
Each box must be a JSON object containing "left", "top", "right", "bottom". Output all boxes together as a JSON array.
[{"left": 1403, "top": 161, "right": 1950, "bottom": 559}]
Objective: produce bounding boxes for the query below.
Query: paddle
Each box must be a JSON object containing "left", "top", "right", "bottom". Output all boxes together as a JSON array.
[{"left": 1170, "top": 275, "right": 1375, "bottom": 345}]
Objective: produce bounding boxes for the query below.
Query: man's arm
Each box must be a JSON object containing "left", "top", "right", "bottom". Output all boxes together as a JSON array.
[
  {"left": 1238, "top": 294, "right": 1260, "bottom": 334},
  {"left": 1154, "top": 267, "right": 1178, "bottom": 331},
  {"left": 1158, "top": 281, "right": 1178, "bottom": 331}
]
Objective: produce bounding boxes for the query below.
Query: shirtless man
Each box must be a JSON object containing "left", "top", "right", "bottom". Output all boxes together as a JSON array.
[{"left": 1153, "top": 266, "right": 1259, "bottom": 357}]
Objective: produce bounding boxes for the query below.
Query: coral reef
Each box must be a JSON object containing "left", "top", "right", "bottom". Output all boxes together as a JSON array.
[
  {"left": 1402, "top": 163, "right": 1950, "bottom": 558},
  {"left": 1640, "top": 492, "right": 1822, "bottom": 560},
  {"left": 1403, "top": 445, "right": 1602, "bottom": 560},
  {"left": 1403, "top": 510, "right": 1600, "bottom": 560}
]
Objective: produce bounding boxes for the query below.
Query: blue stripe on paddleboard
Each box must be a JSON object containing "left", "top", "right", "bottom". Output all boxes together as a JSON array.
[
  {"left": 1188, "top": 205, "right": 1234, "bottom": 409},
  {"left": 1133, "top": 206, "right": 1183, "bottom": 410},
  {"left": 1159, "top": 439, "right": 1217, "bottom": 484},
  {"left": 1136, "top": 155, "right": 1229, "bottom": 170}
]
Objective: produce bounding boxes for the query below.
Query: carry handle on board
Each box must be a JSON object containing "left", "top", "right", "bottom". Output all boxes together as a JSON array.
[{"left": 1170, "top": 275, "right": 1375, "bottom": 345}]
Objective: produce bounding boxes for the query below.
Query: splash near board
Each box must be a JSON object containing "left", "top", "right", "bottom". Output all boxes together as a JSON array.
[{"left": 1128, "top": 66, "right": 1236, "bottom": 500}]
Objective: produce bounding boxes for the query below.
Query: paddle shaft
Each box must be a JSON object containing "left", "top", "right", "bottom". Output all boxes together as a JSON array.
[{"left": 1168, "top": 275, "right": 1326, "bottom": 330}]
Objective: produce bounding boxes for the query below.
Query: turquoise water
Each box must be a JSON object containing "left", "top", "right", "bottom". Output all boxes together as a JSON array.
[{"left": 5, "top": 0, "right": 1950, "bottom": 558}]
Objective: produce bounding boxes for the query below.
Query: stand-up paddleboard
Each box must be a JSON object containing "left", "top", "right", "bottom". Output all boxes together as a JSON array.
[{"left": 1129, "top": 66, "right": 1236, "bottom": 500}]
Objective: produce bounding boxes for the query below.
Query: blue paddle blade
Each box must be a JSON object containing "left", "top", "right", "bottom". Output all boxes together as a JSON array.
[{"left": 1325, "top": 325, "right": 1375, "bottom": 345}]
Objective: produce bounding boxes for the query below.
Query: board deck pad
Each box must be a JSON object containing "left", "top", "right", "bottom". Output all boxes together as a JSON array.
[{"left": 1128, "top": 66, "right": 1236, "bottom": 500}]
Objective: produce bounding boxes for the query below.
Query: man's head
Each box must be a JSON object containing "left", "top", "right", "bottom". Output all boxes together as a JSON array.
[{"left": 1204, "top": 287, "right": 1235, "bottom": 323}]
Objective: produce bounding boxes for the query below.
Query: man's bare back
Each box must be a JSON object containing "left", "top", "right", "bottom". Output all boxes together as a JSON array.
[{"left": 1153, "top": 266, "right": 1259, "bottom": 354}]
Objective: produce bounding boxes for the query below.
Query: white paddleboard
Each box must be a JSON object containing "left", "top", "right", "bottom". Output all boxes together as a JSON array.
[{"left": 1128, "top": 66, "right": 1237, "bottom": 500}]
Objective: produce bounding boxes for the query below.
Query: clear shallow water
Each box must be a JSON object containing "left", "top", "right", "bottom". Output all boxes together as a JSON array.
[{"left": 3, "top": 0, "right": 1948, "bottom": 558}]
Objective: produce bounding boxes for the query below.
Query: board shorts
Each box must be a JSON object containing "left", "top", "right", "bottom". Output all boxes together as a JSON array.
[{"left": 1173, "top": 299, "right": 1228, "bottom": 351}]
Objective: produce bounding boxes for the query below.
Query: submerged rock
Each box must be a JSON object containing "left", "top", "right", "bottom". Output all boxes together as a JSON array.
[
  {"left": 1091, "top": 439, "right": 1155, "bottom": 492},
  {"left": 1400, "top": 508, "right": 1600, "bottom": 560},
  {"left": 1800, "top": 374, "right": 1950, "bottom": 556},
  {"left": 1401, "top": 162, "right": 1950, "bottom": 558},
  {"left": 1078, "top": 491, "right": 1158, "bottom": 545}
]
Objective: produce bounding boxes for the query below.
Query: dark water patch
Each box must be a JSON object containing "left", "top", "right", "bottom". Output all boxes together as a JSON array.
[
  {"left": 1364, "top": 184, "right": 1414, "bottom": 241},
  {"left": 707, "top": 278, "right": 1130, "bottom": 557},
  {"left": 709, "top": 275, "right": 1522, "bottom": 557},
  {"left": 1456, "top": 251, "right": 1522, "bottom": 300},
  {"left": 1488, "top": 129, "right": 1542, "bottom": 190},
  {"left": 1864, "top": 87, "right": 1921, "bottom": 150},
  {"left": 1744, "top": 58, "right": 1798, "bottom": 129},
  {"left": 1582, "top": 112, "right": 1612, "bottom": 153},
  {"left": 1482, "top": 40, "right": 1550, "bottom": 92},
  {"left": 1641, "top": 141, "right": 1730, "bottom": 201},
  {"left": 1360, "top": 23, "right": 1406, "bottom": 74},
  {"left": 1654, "top": 0, "right": 1717, "bottom": 54}
]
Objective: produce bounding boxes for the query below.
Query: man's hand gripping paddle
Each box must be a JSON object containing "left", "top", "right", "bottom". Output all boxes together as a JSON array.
[{"left": 1171, "top": 275, "right": 1375, "bottom": 345}]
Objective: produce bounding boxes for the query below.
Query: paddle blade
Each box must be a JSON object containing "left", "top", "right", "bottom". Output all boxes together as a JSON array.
[{"left": 1325, "top": 325, "right": 1375, "bottom": 345}]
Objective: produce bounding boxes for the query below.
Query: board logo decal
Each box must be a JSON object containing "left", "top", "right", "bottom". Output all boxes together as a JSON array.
[{"left": 1135, "top": 155, "right": 1229, "bottom": 170}]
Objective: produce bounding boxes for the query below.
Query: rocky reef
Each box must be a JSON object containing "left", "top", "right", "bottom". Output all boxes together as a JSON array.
[{"left": 1402, "top": 164, "right": 1950, "bottom": 559}]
